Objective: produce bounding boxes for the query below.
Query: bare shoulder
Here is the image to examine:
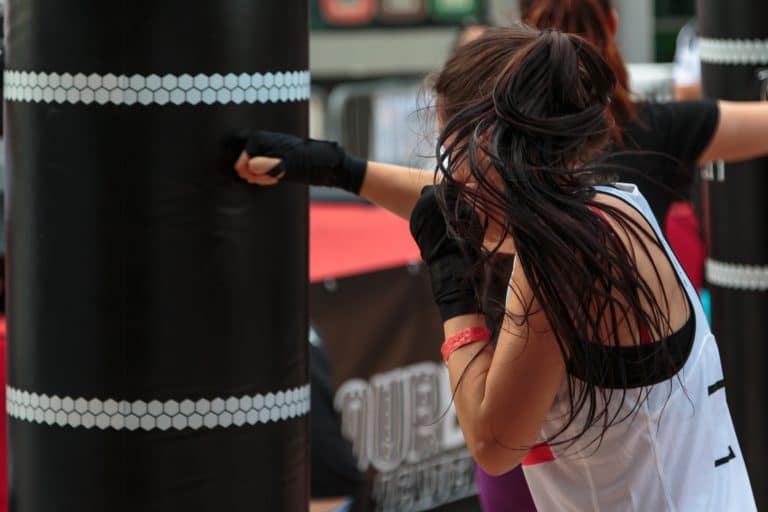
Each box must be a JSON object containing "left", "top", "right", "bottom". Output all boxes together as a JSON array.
[
  {"left": 592, "top": 191, "right": 644, "bottom": 218},
  {"left": 592, "top": 192, "right": 657, "bottom": 241},
  {"left": 592, "top": 192, "right": 691, "bottom": 331}
]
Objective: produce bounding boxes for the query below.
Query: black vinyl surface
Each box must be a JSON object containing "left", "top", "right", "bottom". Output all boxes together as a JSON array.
[
  {"left": 5, "top": 1, "right": 309, "bottom": 510},
  {"left": 698, "top": 0, "right": 768, "bottom": 508}
]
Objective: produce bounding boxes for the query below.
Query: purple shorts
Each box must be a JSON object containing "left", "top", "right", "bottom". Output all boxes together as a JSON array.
[{"left": 474, "top": 464, "right": 536, "bottom": 511}]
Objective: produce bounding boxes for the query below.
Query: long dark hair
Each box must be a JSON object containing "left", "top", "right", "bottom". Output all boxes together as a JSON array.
[
  {"left": 520, "top": 0, "right": 635, "bottom": 124},
  {"left": 432, "top": 26, "right": 675, "bottom": 448}
]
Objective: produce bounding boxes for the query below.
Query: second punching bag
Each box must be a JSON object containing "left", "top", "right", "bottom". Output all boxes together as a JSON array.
[
  {"left": 4, "top": 1, "right": 309, "bottom": 511},
  {"left": 698, "top": 0, "right": 768, "bottom": 508}
]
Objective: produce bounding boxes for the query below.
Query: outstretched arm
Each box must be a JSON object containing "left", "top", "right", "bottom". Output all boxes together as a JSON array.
[
  {"left": 233, "top": 130, "right": 435, "bottom": 220},
  {"left": 699, "top": 101, "right": 768, "bottom": 164}
]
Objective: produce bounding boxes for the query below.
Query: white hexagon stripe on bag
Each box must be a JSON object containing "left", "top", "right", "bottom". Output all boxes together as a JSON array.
[
  {"left": 6, "top": 384, "right": 310, "bottom": 431},
  {"left": 699, "top": 38, "right": 768, "bottom": 65},
  {"left": 705, "top": 259, "right": 768, "bottom": 291},
  {"left": 3, "top": 70, "right": 311, "bottom": 106}
]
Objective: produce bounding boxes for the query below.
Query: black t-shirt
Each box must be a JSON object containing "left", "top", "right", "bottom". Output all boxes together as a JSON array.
[{"left": 608, "top": 100, "right": 720, "bottom": 224}]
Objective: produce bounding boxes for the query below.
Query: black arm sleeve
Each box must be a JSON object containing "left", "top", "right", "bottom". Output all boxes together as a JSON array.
[{"left": 655, "top": 100, "right": 720, "bottom": 166}]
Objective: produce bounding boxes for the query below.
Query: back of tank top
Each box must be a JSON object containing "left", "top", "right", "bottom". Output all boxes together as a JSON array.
[{"left": 518, "top": 183, "right": 755, "bottom": 512}]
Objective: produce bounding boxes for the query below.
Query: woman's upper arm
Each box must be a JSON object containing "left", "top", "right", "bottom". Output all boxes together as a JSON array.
[
  {"left": 699, "top": 100, "right": 768, "bottom": 164},
  {"left": 475, "top": 257, "right": 566, "bottom": 474}
]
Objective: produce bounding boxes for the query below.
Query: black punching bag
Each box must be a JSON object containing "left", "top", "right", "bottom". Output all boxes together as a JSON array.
[
  {"left": 4, "top": 2, "right": 309, "bottom": 511},
  {"left": 698, "top": 0, "right": 768, "bottom": 507}
]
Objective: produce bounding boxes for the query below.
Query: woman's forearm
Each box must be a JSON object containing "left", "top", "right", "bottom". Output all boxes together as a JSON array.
[
  {"left": 699, "top": 100, "right": 768, "bottom": 164},
  {"left": 441, "top": 303, "right": 565, "bottom": 475},
  {"left": 443, "top": 314, "right": 497, "bottom": 462},
  {"left": 358, "top": 161, "right": 437, "bottom": 220}
]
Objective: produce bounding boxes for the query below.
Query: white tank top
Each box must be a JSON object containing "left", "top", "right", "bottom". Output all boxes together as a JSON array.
[{"left": 519, "top": 183, "right": 756, "bottom": 511}]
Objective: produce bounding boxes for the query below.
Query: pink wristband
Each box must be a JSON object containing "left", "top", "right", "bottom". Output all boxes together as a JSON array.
[{"left": 441, "top": 326, "right": 492, "bottom": 363}]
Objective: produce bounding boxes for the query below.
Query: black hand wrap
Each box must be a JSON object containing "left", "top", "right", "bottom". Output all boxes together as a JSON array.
[
  {"left": 242, "top": 130, "right": 367, "bottom": 194},
  {"left": 409, "top": 186, "right": 482, "bottom": 322}
]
